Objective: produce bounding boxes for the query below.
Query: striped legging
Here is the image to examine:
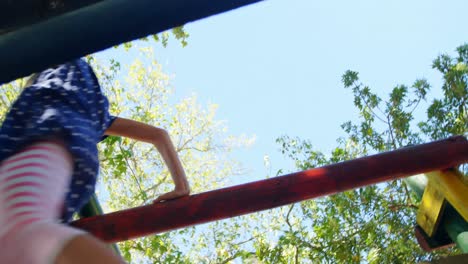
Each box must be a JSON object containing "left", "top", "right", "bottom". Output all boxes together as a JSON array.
[{"left": 0, "top": 141, "right": 85, "bottom": 264}]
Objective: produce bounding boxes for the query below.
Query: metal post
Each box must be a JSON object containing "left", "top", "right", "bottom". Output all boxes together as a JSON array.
[{"left": 442, "top": 205, "right": 468, "bottom": 253}]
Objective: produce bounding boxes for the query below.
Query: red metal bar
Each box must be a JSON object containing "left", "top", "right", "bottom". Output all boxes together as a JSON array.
[{"left": 71, "top": 136, "right": 468, "bottom": 242}]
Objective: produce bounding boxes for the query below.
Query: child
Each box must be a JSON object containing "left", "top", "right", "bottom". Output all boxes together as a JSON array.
[{"left": 0, "top": 59, "right": 190, "bottom": 263}]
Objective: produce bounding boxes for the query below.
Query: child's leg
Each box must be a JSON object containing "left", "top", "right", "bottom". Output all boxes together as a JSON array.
[
  {"left": 54, "top": 234, "right": 126, "bottom": 264},
  {"left": 0, "top": 141, "right": 125, "bottom": 264}
]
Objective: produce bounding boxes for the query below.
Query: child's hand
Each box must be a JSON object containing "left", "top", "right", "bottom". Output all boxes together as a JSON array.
[{"left": 154, "top": 188, "right": 190, "bottom": 203}]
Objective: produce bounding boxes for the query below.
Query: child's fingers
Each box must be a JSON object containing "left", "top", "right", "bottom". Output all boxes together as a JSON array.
[{"left": 153, "top": 190, "right": 188, "bottom": 203}]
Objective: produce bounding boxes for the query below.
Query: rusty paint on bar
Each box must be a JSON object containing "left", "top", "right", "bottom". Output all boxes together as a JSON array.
[{"left": 71, "top": 136, "right": 468, "bottom": 243}]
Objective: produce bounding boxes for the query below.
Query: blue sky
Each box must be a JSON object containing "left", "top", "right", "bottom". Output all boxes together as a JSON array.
[{"left": 99, "top": 0, "right": 467, "bottom": 184}]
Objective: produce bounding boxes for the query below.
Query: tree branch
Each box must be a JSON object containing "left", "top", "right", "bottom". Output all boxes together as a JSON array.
[{"left": 118, "top": 141, "right": 146, "bottom": 200}]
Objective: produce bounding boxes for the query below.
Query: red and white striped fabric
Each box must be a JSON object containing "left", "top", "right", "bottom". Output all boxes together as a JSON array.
[{"left": 0, "top": 141, "right": 85, "bottom": 264}]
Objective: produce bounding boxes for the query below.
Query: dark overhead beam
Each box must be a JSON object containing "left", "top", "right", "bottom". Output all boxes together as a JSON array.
[
  {"left": 0, "top": 0, "right": 105, "bottom": 34},
  {"left": 0, "top": 0, "right": 265, "bottom": 84}
]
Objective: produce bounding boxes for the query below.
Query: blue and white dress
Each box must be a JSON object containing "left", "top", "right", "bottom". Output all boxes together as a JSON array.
[{"left": 0, "top": 59, "right": 116, "bottom": 222}]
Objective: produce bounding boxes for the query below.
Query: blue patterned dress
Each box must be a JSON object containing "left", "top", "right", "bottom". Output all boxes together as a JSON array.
[{"left": 0, "top": 59, "right": 116, "bottom": 222}]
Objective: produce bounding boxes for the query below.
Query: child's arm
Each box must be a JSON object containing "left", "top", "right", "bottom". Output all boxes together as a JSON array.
[{"left": 104, "top": 117, "right": 190, "bottom": 202}]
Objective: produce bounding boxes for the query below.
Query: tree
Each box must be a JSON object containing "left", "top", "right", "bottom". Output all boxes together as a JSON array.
[
  {"left": 0, "top": 79, "right": 25, "bottom": 123},
  {"left": 269, "top": 44, "right": 467, "bottom": 263},
  {"left": 118, "top": 26, "right": 189, "bottom": 50},
  {"left": 90, "top": 48, "right": 258, "bottom": 263}
]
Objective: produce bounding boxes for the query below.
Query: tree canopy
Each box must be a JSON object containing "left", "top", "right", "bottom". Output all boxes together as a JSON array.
[{"left": 273, "top": 43, "right": 467, "bottom": 263}]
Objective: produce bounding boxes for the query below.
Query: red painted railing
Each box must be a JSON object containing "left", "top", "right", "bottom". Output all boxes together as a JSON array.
[{"left": 71, "top": 136, "right": 468, "bottom": 242}]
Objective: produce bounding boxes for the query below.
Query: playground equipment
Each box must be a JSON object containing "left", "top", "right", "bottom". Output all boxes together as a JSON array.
[
  {"left": 1, "top": 0, "right": 467, "bottom": 255},
  {"left": 71, "top": 136, "right": 468, "bottom": 253},
  {"left": 409, "top": 171, "right": 468, "bottom": 252}
]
